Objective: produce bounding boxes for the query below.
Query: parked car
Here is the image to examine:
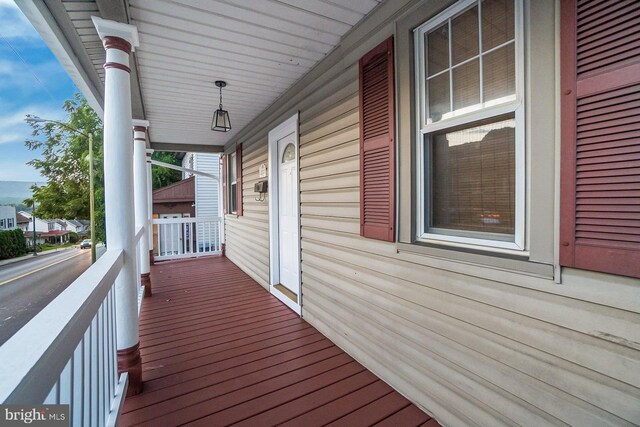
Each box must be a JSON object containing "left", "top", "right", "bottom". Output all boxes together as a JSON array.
[{"left": 80, "top": 239, "right": 92, "bottom": 249}]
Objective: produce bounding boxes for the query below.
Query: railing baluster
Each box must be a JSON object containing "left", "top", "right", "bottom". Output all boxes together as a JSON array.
[
  {"left": 83, "top": 329, "right": 90, "bottom": 427},
  {"left": 44, "top": 383, "right": 56, "bottom": 404},
  {"left": 60, "top": 360, "right": 72, "bottom": 405},
  {"left": 182, "top": 222, "right": 186, "bottom": 255},
  {"left": 91, "top": 317, "right": 98, "bottom": 427},
  {"left": 72, "top": 344, "right": 81, "bottom": 427},
  {"left": 106, "top": 289, "right": 113, "bottom": 412},
  {"left": 99, "top": 304, "right": 105, "bottom": 427}
]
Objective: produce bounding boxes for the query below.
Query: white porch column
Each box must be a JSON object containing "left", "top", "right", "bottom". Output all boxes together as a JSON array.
[
  {"left": 92, "top": 16, "right": 142, "bottom": 396},
  {"left": 146, "top": 149, "right": 154, "bottom": 264},
  {"left": 133, "top": 120, "right": 152, "bottom": 297}
]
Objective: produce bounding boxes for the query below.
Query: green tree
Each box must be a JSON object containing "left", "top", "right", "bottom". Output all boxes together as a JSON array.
[
  {"left": 24, "top": 93, "right": 106, "bottom": 243},
  {"left": 151, "top": 151, "right": 182, "bottom": 189}
]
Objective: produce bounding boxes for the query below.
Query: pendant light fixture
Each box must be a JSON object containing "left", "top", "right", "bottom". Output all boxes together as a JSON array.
[{"left": 211, "top": 80, "right": 231, "bottom": 132}]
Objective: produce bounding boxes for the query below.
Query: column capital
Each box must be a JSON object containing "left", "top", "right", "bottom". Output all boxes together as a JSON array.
[
  {"left": 91, "top": 16, "right": 139, "bottom": 52},
  {"left": 132, "top": 119, "right": 150, "bottom": 131}
]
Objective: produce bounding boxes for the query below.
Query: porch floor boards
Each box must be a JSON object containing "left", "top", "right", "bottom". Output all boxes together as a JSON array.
[{"left": 122, "top": 256, "right": 436, "bottom": 426}]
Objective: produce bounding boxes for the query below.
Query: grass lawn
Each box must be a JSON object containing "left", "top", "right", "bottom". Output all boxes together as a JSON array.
[{"left": 39, "top": 242, "right": 75, "bottom": 252}]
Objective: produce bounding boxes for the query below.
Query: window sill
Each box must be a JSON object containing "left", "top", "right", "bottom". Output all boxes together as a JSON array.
[{"left": 396, "top": 241, "right": 554, "bottom": 280}]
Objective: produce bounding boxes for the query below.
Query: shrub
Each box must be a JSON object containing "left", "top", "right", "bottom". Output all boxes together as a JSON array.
[
  {"left": 68, "top": 232, "right": 79, "bottom": 243},
  {"left": 0, "top": 229, "right": 28, "bottom": 260}
]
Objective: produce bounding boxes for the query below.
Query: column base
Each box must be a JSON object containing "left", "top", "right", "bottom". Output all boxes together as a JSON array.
[
  {"left": 117, "top": 342, "right": 142, "bottom": 396},
  {"left": 141, "top": 272, "right": 152, "bottom": 297},
  {"left": 149, "top": 249, "right": 155, "bottom": 265}
]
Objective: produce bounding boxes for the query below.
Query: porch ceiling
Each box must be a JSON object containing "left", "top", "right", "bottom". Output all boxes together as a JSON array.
[{"left": 24, "top": 0, "right": 383, "bottom": 151}]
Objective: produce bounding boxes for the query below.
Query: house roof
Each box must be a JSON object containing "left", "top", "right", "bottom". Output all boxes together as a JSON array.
[
  {"left": 23, "top": 230, "right": 69, "bottom": 237},
  {"left": 66, "top": 219, "right": 83, "bottom": 227},
  {"left": 16, "top": 213, "right": 30, "bottom": 224},
  {"left": 153, "top": 177, "right": 195, "bottom": 204},
  {"left": 16, "top": 0, "right": 383, "bottom": 153}
]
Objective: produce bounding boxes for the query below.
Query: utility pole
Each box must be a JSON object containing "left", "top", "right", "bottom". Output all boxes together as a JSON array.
[{"left": 32, "top": 214, "right": 37, "bottom": 256}]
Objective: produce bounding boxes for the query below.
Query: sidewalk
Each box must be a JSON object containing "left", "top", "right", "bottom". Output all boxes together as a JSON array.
[{"left": 0, "top": 246, "right": 77, "bottom": 267}]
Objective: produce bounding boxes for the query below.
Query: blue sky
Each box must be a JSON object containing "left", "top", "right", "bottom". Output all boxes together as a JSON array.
[{"left": 0, "top": 0, "right": 77, "bottom": 182}]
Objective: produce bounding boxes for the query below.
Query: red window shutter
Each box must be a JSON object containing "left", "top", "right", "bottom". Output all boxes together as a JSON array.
[
  {"left": 236, "top": 143, "right": 243, "bottom": 216},
  {"left": 560, "top": 0, "right": 640, "bottom": 278},
  {"left": 221, "top": 154, "right": 228, "bottom": 215},
  {"left": 359, "top": 37, "right": 395, "bottom": 242}
]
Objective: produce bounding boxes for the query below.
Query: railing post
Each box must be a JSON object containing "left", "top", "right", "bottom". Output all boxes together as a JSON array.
[
  {"left": 133, "top": 120, "right": 151, "bottom": 297},
  {"left": 92, "top": 16, "right": 143, "bottom": 397},
  {"left": 146, "top": 149, "right": 154, "bottom": 265}
]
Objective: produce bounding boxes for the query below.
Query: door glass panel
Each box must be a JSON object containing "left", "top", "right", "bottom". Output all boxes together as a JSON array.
[{"left": 282, "top": 143, "right": 296, "bottom": 163}]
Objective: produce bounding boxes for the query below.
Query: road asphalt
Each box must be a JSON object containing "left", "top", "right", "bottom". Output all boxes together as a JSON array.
[{"left": 0, "top": 247, "right": 104, "bottom": 345}]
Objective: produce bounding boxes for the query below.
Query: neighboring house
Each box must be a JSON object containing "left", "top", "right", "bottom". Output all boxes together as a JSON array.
[
  {"left": 17, "top": 211, "right": 49, "bottom": 233},
  {"left": 0, "top": 205, "right": 17, "bottom": 230},
  {"left": 12, "top": 1, "right": 640, "bottom": 426},
  {"left": 47, "top": 219, "right": 67, "bottom": 231},
  {"left": 17, "top": 212, "right": 75, "bottom": 244},
  {"left": 23, "top": 232, "right": 45, "bottom": 247},
  {"left": 152, "top": 176, "right": 195, "bottom": 218},
  {"left": 153, "top": 151, "right": 221, "bottom": 256},
  {"left": 152, "top": 177, "right": 195, "bottom": 257},
  {"left": 181, "top": 152, "right": 221, "bottom": 221},
  {"left": 65, "top": 219, "right": 85, "bottom": 234},
  {"left": 192, "top": 153, "right": 221, "bottom": 252},
  {"left": 16, "top": 213, "right": 31, "bottom": 232}
]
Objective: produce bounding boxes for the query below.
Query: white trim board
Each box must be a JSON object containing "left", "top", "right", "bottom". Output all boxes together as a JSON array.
[{"left": 268, "top": 113, "right": 301, "bottom": 316}]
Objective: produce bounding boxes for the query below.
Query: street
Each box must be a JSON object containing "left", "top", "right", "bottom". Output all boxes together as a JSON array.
[{"left": 0, "top": 246, "right": 103, "bottom": 345}]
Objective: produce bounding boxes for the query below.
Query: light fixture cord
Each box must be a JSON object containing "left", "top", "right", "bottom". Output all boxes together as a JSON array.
[{"left": 219, "top": 86, "right": 223, "bottom": 109}]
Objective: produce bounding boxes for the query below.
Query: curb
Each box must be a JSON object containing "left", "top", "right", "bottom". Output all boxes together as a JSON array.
[{"left": 0, "top": 246, "right": 77, "bottom": 268}]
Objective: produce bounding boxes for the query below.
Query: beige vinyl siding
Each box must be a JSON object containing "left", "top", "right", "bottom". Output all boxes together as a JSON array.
[
  {"left": 225, "top": 140, "right": 270, "bottom": 289},
  {"left": 222, "top": 0, "right": 640, "bottom": 425}
]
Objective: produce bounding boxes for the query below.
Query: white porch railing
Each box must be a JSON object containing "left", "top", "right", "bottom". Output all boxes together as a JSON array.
[
  {"left": 135, "top": 225, "right": 145, "bottom": 313},
  {"left": 0, "top": 249, "right": 128, "bottom": 427},
  {"left": 153, "top": 216, "right": 222, "bottom": 261}
]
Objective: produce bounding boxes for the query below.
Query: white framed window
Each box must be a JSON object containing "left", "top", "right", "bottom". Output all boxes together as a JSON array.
[
  {"left": 229, "top": 151, "right": 237, "bottom": 214},
  {"left": 414, "top": 0, "right": 524, "bottom": 251}
]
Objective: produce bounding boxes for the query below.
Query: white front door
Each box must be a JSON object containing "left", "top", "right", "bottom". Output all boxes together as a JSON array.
[
  {"left": 268, "top": 113, "right": 301, "bottom": 314},
  {"left": 278, "top": 134, "right": 299, "bottom": 297}
]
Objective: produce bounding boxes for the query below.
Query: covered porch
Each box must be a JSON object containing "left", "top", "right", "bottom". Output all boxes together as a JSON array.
[{"left": 122, "top": 256, "right": 437, "bottom": 426}]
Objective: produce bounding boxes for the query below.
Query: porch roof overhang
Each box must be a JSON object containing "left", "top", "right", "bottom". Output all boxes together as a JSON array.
[{"left": 16, "top": 0, "right": 383, "bottom": 153}]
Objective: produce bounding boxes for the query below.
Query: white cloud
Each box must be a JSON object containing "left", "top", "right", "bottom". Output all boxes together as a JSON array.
[
  {"left": 0, "top": 58, "right": 67, "bottom": 95},
  {"left": 0, "top": 0, "right": 40, "bottom": 40},
  {"left": 0, "top": 158, "right": 43, "bottom": 182},
  {"left": 0, "top": 104, "right": 66, "bottom": 145}
]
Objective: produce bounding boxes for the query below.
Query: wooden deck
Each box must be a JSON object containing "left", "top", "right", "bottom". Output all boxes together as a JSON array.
[{"left": 122, "top": 256, "right": 439, "bottom": 426}]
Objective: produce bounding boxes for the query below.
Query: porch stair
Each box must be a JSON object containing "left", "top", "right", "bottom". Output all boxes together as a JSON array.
[{"left": 122, "top": 256, "right": 439, "bottom": 426}]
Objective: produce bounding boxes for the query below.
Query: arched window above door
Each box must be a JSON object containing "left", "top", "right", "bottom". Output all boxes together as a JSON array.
[{"left": 282, "top": 143, "right": 295, "bottom": 163}]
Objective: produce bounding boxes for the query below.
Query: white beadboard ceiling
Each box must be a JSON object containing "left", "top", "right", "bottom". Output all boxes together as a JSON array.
[
  {"left": 129, "top": 0, "right": 382, "bottom": 147},
  {"left": 55, "top": 0, "right": 382, "bottom": 148}
]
